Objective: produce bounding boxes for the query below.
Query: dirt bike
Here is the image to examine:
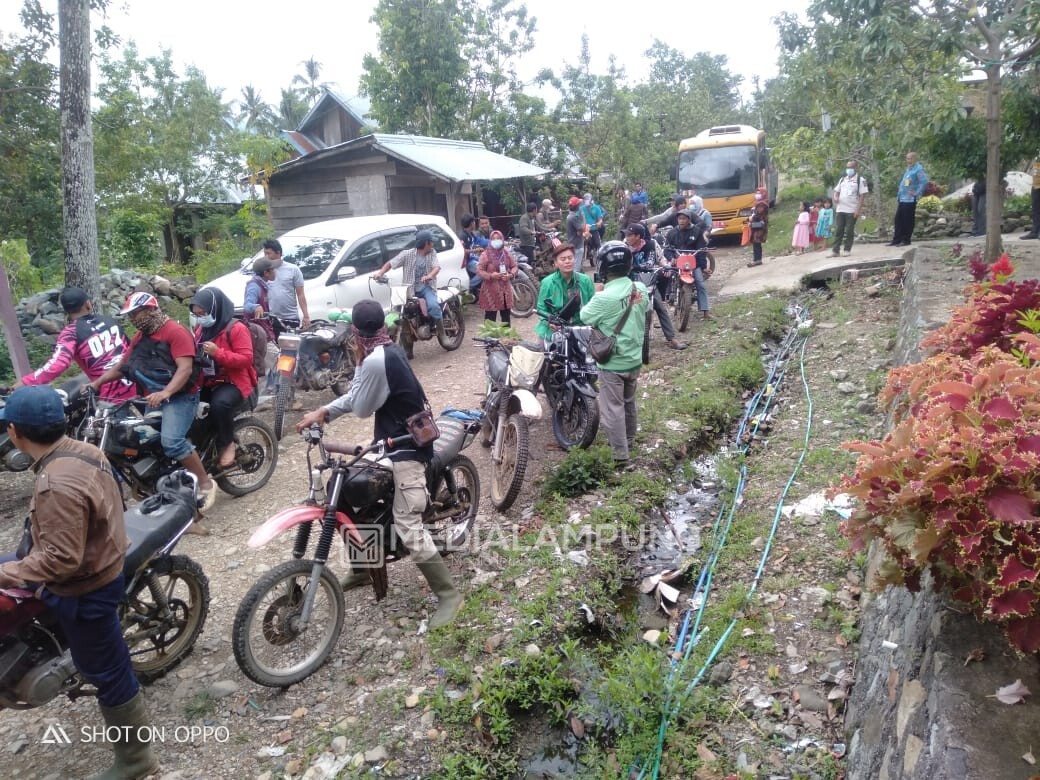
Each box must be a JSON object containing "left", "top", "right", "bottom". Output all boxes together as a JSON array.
[
  {"left": 533, "top": 231, "right": 561, "bottom": 277},
  {"left": 376, "top": 277, "right": 466, "bottom": 359},
  {"left": 473, "top": 336, "right": 544, "bottom": 510},
  {"left": 232, "top": 412, "right": 483, "bottom": 688},
  {"left": 665, "top": 248, "right": 716, "bottom": 332},
  {"left": 503, "top": 241, "right": 540, "bottom": 319},
  {"left": 76, "top": 387, "right": 278, "bottom": 501},
  {"left": 272, "top": 318, "right": 356, "bottom": 441},
  {"left": 0, "top": 377, "right": 91, "bottom": 473},
  {"left": 0, "top": 471, "right": 210, "bottom": 707}
]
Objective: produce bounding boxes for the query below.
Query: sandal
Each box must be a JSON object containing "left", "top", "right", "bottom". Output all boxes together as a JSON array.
[{"left": 198, "top": 482, "right": 218, "bottom": 512}]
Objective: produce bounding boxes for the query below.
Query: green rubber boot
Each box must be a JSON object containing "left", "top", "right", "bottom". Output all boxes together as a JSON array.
[
  {"left": 90, "top": 690, "right": 159, "bottom": 780},
  {"left": 416, "top": 557, "right": 464, "bottom": 630},
  {"left": 340, "top": 566, "right": 372, "bottom": 591}
]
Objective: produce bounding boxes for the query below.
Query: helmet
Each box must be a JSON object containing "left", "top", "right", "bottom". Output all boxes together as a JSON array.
[
  {"left": 595, "top": 240, "right": 633, "bottom": 280},
  {"left": 119, "top": 292, "right": 159, "bottom": 315}
]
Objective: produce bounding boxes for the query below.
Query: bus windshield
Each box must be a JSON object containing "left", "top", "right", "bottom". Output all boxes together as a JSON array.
[{"left": 678, "top": 144, "right": 758, "bottom": 198}]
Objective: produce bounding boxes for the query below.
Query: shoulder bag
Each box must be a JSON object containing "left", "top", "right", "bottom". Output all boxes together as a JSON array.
[
  {"left": 588, "top": 289, "right": 639, "bottom": 363},
  {"left": 404, "top": 390, "right": 441, "bottom": 446}
]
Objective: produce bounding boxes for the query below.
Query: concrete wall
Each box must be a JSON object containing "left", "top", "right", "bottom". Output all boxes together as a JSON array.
[{"left": 845, "top": 247, "right": 1040, "bottom": 779}]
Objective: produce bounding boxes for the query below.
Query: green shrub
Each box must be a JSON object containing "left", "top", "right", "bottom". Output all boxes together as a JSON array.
[
  {"left": 718, "top": 351, "right": 765, "bottom": 389},
  {"left": 0, "top": 239, "right": 42, "bottom": 300},
  {"left": 778, "top": 182, "right": 825, "bottom": 205},
  {"left": 917, "top": 195, "right": 943, "bottom": 214},
  {"left": 1004, "top": 194, "right": 1031, "bottom": 218},
  {"left": 543, "top": 445, "right": 614, "bottom": 497}
]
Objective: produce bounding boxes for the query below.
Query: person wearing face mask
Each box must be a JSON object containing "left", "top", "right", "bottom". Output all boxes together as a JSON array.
[
  {"left": 89, "top": 293, "right": 217, "bottom": 510},
  {"left": 476, "top": 230, "right": 517, "bottom": 324},
  {"left": 189, "top": 288, "right": 258, "bottom": 470},
  {"left": 831, "top": 160, "right": 869, "bottom": 257}
]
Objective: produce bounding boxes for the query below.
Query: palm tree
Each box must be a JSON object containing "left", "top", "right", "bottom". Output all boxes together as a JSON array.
[
  {"left": 235, "top": 85, "right": 276, "bottom": 134},
  {"left": 292, "top": 57, "right": 328, "bottom": 103},
  {"left": 277, "top": 87, "right": 309, "bottom": 131}
]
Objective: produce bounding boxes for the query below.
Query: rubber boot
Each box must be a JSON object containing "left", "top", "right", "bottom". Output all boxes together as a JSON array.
[
  {"left": 415, "top": 557, "right": 464, "bottom": 630},
  {"left": 90, "top": 690, "right": 159, "bottom": 780},
  {"left": 340, "top": 566, "right": 372, "bottom": 591}
]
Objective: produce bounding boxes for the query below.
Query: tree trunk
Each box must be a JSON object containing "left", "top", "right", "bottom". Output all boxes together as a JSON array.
[
  {"left": 59, "top": 0, "right": 101, "bottom": 299},
  {"left": 866, "top": 156, "right": 887, "bottom": 239},
  {"left": 984, "top": 58, "right": 1003, "bottom": 262}
]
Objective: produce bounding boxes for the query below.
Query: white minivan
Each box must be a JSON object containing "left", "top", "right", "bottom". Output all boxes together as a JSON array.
[{"left": 206, "top": 214, "right": 466, "bottom": 320}]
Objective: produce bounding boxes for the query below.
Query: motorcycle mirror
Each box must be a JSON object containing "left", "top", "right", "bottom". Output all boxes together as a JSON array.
[
  {"left": 544, "top": 300, "right": 558, "bottom": 313},
  {"left": 558, "top": 293, "right": 582, "bottom": 322}
]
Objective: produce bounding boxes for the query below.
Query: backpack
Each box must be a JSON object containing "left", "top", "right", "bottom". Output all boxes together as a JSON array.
[
  {"left": 124, "top": 333, "right": 202, "bottom": 394},
  {"left": 232, "top": 317, "right": 268, "bottom": 382}
]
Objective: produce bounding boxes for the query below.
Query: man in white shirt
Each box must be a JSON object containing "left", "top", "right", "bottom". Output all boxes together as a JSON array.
[
  {"left": 831, "top": 160, "right": 869, "bottom": 257},
  {"left": 262, "top": 239, "right": 311, "bottom": 332}
]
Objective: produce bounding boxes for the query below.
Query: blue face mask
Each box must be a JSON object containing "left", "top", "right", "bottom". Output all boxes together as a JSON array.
[
  {"left": 845, "top": 167, "right": 856, "bottom": 177},
  {"left": 490, "top": 239, "right": 504, "bottom": 250},
  {"left": 191, "top": 313, "right": 215, "bottom": 328}
]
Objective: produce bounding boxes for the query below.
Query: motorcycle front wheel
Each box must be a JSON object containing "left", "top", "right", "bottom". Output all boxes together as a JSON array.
[
  {"left": 273, "top": 375, "right": 295, "bottom": 441},
  {"left": 490, "top": 413, "right": 529, "bottom": 511},
  {"left": 428, "top": 454, "right": 481, "bottom": 553},
  {"left": 509, "top": 276, "right": 537, "bottom": 319},
  {"left": 436, "top": 302, "right": 466, "bottom": 350},
  {"left": 122, "top": 555, "right": 210, "bottom": 684},
  {"left": 216, "top": 417, "right": 279, "bottom": 496},
  {"left": 676, "top": 285, "right": 693, "bottom": 332},
  {"left": 232, "top": 559, "right": 345, "bottom": 688},
  {"left": 551, "top": 391, "right": 600, "bottom": 451}
]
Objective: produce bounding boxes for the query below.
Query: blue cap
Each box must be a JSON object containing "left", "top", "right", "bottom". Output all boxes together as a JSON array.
[{"left": 0, "top": 385, "right": 66, "bottom": 427}]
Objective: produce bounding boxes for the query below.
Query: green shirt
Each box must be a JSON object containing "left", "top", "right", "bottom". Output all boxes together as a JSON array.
[
  {"left": 535, "top": 271, "right": 596, "bottom": 340},
  {"left": 579, "top": 277, "right": 650, "bottom": 372}
]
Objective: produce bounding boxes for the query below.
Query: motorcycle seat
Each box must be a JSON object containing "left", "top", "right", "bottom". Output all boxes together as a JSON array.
[
  {"left": 427, "top": 416, "right": 470, "bottom": 475},
  {"left": 122, "top": 480, "right": 197, "bottom": 576}
]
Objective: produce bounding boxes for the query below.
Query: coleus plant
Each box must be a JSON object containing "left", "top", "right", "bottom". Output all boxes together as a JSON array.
[
  {"left": 920, "top": 276, "right": 1040, "bottom": 358},
  {"left": 840, "top": 345, "right": 1040, "bottom": 654}
]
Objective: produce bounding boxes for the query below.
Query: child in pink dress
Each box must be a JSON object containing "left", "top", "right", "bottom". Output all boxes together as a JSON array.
[{"left": 791, "top": 201, "right": 812, "bottom": 254}]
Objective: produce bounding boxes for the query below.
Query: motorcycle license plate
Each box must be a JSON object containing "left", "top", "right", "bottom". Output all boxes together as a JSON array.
[
  {"left": 712, "top": 220, "right": 725, "bottom": 229},
  {"left": 276, "top": 355, "right": 297, "bottom": 374}
]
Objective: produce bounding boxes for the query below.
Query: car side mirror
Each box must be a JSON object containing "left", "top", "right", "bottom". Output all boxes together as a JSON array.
[{"left": 336, "top": 266, "right": 357, "bottom": 282}]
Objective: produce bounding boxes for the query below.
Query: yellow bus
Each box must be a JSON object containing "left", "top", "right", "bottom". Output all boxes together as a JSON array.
[{"left": 676, "top": 125, "right": 777, "bottom": 237}]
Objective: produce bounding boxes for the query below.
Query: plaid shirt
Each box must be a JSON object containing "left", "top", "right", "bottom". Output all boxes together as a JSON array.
[{"left": 388, "top": 247, "right": 439, "bottom": 293}]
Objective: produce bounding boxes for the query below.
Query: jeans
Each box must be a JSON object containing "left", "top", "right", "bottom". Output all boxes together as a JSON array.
[
  {"left": 752, "top": 242, "right": 763, "bottom": 263},
  {"left": 652, "top": 292, "right": 676, "bottom": 341},
  {"left": 892, "top": 201, "right": 918, "bottom": 243},
  {"left": 201, "top": 383, "right": 243, "bottom": 449},
  {"left": 598, "top": 368, "right": 640, "bottom": 461},
  {"left": 693, "top": 267, "right": 709, "bottom": 311},
  {"left": 519, "top": 245, "right": 535, "bottom": 263},
  {"left": 159, "top": 391, "right": 199, "bottom": 461},
  {"left": 43, "top": 576, "right": 139, "bottom": 707},
  {"left": 414, "top": 284, "right": 443, "bottom": 321},
  {"left": 466, "top": 258, "right": 482, "bottom": 292},
  {"left": 574, "top": 242, "right": 585, "bottom": 270},
  {"left": 972, "top": 194, "right": 986, "bottom": 235},
  {"left": 832, "top": 211, "right": 856, "bottom": 252}
]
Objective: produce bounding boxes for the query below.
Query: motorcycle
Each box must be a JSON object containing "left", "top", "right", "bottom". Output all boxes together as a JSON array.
[
  {"left": 504, "top": 241, "right": 540, "bottom": 319},
  {"left": 665, "top": 248, "right": 715, "bottom": 332},
  {"left": 0, "top": 471, "right": 210, "bottom": 707},
  {"left": 231, "top": 411, "right": 483, "bottom": 688},
  {"left": 376, "top": 276, "right": 466, "bottom": 358},
  {"left": 272, "top": 317, "right": 357, "bottom": 441},
  {"left": 76, "top": 387, "right": 278, "bottom": 502},
  {"left": 537, "top": 294, "right": 601, "bottom": 449},
  {"left": 473, "top": 336, "right": 544, "bottom": 511},
  {"left": 1, "top": 377, "right": 90, "bottom": 473}
]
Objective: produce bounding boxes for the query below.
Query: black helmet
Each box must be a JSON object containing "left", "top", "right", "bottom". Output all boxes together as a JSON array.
[{"left": 595, "top": 240, "right": 633, "bottom": 280}]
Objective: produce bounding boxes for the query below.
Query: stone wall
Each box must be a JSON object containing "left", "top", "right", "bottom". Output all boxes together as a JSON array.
[
  {"left": 845, "top": 247, "right": 1040, "bottom": 779},
  {"left": 14, "top": 269, "right": 199, "bottom": 345}
]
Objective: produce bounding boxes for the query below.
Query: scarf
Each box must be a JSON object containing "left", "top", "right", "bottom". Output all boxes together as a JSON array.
[
  {"left": 354, "top": 325, "right": 394, "bottom": 365},
  {"left": 484, "top": 230, "right": 509, "bottom": 266},
  {"left": 133, "top": 309, "right": 169, "bottom": 336},
  {"left": 191, "top": 287, "right": 236, "bottom": 342}
]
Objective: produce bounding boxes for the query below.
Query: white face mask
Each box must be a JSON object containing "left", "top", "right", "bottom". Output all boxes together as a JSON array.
[
  {"left": 490, "top": 239, "right": 504, "bottom": 250},
  {"left": 846, "top": 167, "right": 856, "bottom": 177},
  {"left": 190, "top": 313, "right": 215, "bottom": 328}
]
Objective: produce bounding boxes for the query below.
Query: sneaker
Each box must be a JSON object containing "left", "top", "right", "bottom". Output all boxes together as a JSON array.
[
  {"left": 841, "top": 249, "right": 851, "bottom": 257},
  {"left": 830, "top": 250, "right": 840, "bottom": 257},
  {"left": 1020, "top": 233, "right": 1039, "bottom": 240},
  {"left": 666, "top": 339, "right": 688, "bottom": 350}
]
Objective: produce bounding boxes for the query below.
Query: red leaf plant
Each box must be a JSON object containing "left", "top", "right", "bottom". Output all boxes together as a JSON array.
[
  {"left": 838, "top": 346, "right": 1040, "bottom": 653},
  {"left": 920, "top": 277, "right": 1040, "bottom": 358}
]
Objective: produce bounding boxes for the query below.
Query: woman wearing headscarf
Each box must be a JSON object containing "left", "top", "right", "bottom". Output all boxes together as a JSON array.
[
  {"left": 476, "top": 230, "right": 518, "bottom": 324},
  {"left": 189, "top": 288, "right": 257, "bottom": 468}
]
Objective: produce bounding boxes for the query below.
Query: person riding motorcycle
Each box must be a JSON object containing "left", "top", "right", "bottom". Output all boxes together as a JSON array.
[
  {"left": 459, "top": 214, "right": 489, "bottom": 299},
  {"left": 664, "top": 209, "right": 713, "bottom": 321},
  {"left": 13, "top": 286, "right": 135, "bottom": 402},
  {"left": 626, "top": 224, "right": 686, "bottom": 350},
  {"left": 295, "top": 299, "right": 464, "bottom": 630}
]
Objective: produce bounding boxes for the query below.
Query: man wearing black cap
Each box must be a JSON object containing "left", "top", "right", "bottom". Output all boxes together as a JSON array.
[
  {"left": 14, "top": 286, "right": 135, "bottom": 401},
  {"left": 0, "top": 385, "right": 159, "bottom": 778},
  {"left": 373, "top": 230, "right": 443, "bottom": 357},
  {"left": 296, "top": 300, "right": 465, "bottom": 630}
]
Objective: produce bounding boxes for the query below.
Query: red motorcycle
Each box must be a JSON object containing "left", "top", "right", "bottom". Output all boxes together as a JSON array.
[{"left": 666, "top": 248, "right": 715, "bottom": 332}]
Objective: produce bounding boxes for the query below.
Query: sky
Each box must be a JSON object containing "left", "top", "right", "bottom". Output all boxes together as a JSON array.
[{"left": 0, "top": 0, "right": 808, "bottom": 112}]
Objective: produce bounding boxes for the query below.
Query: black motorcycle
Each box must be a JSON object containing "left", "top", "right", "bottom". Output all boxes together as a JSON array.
[
  {"left": 75, "top": 388, "right": 278, "bottom": 502},
  {"left": 376, "top": 277, "right": 466, "bottom": 359},
  {"left": 1, "top": 377, "right": 90, "bottom": 473},
  {"left": 540, "top": 294, "right": 601, "bottom": 449},
  {"left": 0, "top": 471, "right": 209, "bottom": 707},
  {"left": 271, "top": 318, "right": 356, "bottom": 441}
]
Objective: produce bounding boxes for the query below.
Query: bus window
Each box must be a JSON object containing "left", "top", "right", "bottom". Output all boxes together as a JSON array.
[{"left": 678, "top": 145, "right": 758, "bottom": 199}]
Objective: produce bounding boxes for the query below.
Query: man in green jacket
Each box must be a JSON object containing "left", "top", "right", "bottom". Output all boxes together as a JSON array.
[
  {"left": 580, "top": 241, "right": 649, "bottom": 466},
  {"left": 535, "top": 243, "right": 596, "bottom": 341}
]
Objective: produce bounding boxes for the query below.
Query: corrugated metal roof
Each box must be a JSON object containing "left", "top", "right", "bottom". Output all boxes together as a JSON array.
[{"left": 368, "top": 134, "right": 548, "bottom": 181}]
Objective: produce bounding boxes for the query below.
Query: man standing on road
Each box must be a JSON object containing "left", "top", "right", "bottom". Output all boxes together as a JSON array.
[
  {"left": 262, "top": 239, "right": 311, "bottom": 333},
  {"left": 831, "top": 160, "right": 869, "bottom": 257},
  {"left": 1021, "top": 156, "right": 1040, "bottom": 240},
  {"left": 888, "top": 152, "right": 928, "bottom": 247},
  {"left": 517, "top": 202, "right": 539, "bottom": 263},
  {"left": 295, "top": 300, "right": 464, "bottom": 630},
  {"left": 566, "top": 196, "right": 590, "bottom": 269},
  {"left": 0, "top": 386, "right": 159, "bottom": 778}
]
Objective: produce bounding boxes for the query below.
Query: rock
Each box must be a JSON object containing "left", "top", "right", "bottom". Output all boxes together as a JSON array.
[
  {"left": 483, "top": 633, "right": 506, "bottom": 654},
  {"left": 708, "top": 661, "right": 733, "bottom": 687},
  {"left": 793, "top": 684, "right": 829, "bottom": 713},
  {"left": 292, "top": 706, "right": 308, "bottom": 719},
  {"left": 151, "top": 276, "right": 172, "bottom": 296},
  {"left": 330, "top": 736, "right": 348, "bottom": 755},
  {"left": 405, "top": 693, "right": 420, "bottom": 709},
  {"left": 524, "top": 643, "right": 542, "bottom": 657},
  {"left": 350, "top": 752, "right": 365, "bottom": 769},
  {"left": 829, "top": 369, "right": 849, "bottom": 381},
  {"left": 800, "top": 586, "right": 832, "bottom": 609},
  {"left": 856, "top": 399, "right": 875, "bottom": 413},
  {"left": 364, "top": 745, "right": 389, "bottom": 763},
  {"left": 642, "top": 630, "right": 662, "bottom": 644},
  {"left": 284, "top": 758, "right": 303, "bottom": 775},
  {"left": 420, "top": 710, "right": 436, "bottom": 728},
  {"left": 836, "top": 382, "right": 858, "bottom": 394},
  {"left": 208, "top": 679, "right": 239, "bottom": 699}
]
